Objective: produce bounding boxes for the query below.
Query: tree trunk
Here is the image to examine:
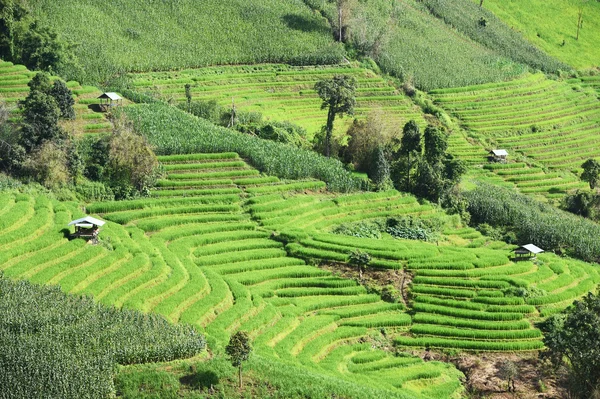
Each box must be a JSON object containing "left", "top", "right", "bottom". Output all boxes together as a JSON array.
[
  {"left": 338, "top": 5, "right": 343, "bottom": 42},
  {"left": 238, "top": 364, "right": 243, "bottom": 389},
  {"left": 479, "top": 0, "right": 484, "bottom": 7},
  {"left": 406, "top": 153, "right": 411, "bottom": 192},
  {"left": 325, "top": 106, "right": 335, "bottom": 157}
]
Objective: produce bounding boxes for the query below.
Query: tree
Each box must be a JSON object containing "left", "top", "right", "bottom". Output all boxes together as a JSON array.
[
  {"left": 423, "top": 125, "right": 447, "bottom": 165},
  {"left": 414, "top": 160, "right": 443, "bottom": 201},
  {"left": 348, "top": 249, "right": 370, "bottom": 281},
  {"left": 397, "top": 120, "right": 421, "bottom": 191},
  {"left": 315, "top": 75, "right": 356, "bottom": 157},
  {"left": 541, "top": 293, "right": 600, "bottom": 398},
  {"left": 50, "top": 80, "right": 75, "bottom": 120},
  {"left": 576, "top": 4, "right": 584, "bottom": 40},
  {"left": 562, "top": 190, "right": 599, "bottom": 219},
  {"left": 497, "top": 360, "right": 518, "bottom": 392},
  {"left": 23, "top": 141, "right": 69, "bottom": 189},
  {"left": 369, "top": 146, "right": 393, "bottom": 191},
  {"left": 581, "top": 159, "right": 600, "bottom": 189},
  {"left": 184, "top": 83, "right": 192, "bottom": 113},
  {"left": 27, "top": 71, "right": 52, "bottom": 93},
  {"left": 225, "top": 331, "right": 252, "bottom": 389},
  {"left": 0, "top": 0, "right": 27, "bottom": 60},
  {"left": 0, "top": 101, "right": 25, "bottom": 173},
  {"left": 19, "top": 90, "right": 61, "bottom": 151},
  {"left": 329, "top": 0, "right": 355, "bottom": 42},
  {"left": 17, "top": 21, "right": 67, "bottom": 73},
  {"left": 105, "top": 117, "right": 159, "bottom": 198},
  {"left": 344, "top": 111, "right": 396, "bottom": 171}
]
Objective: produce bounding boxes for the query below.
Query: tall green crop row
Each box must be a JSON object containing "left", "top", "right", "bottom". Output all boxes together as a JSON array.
[
  {"left": 30, "top": 0, "right": 343, "bottom": 84},
  {"left": 123, "top": 104, "right": 360, "bottom": 192},
  {"left": 466, "top": 183, "right": 600, "bottom": 262},
  {"left": 0, "top": 275, "right": 205, "bottom": 399}
]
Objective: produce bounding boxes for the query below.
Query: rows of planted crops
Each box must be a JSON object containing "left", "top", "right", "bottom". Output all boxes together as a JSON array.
[
  {"left": 0, "top": 61, "right": 113, "bottom": 134},
  {"left": 0, "top": 154, "right": 464, "bottom": 398},
  {"left": 129, "top": 64, "right": 427, "bottom": 137},
  {"left": 2, "top": 152, "right": 599, "bottom": 398},
  {"left": 430, "top": 72, "right": 600, "bottom": 197}
]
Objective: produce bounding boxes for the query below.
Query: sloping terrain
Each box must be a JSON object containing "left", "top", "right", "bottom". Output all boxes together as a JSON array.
[
  {"left": 476, "top": 0, "right": 600, "bottom": 69},
  {"left": 28, "top": 0, "right": 343, "bottom": 84},
  {"left": 0, "top": 155, "right": 466, "bottom": 399},
  {"left": 129, "top": 64, "right": 426, "bottom": 137},
  {"left": 2, "top": 153, "right": 600, "bottom": 398},
  {"left": 431, "top": 73, "right": 600, "bottom": 198},
  {"left": 0, "top": 61, "right": 113, "bottom": 135}
]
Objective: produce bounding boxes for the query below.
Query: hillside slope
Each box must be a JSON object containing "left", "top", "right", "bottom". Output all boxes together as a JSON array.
[
  {"left": 477, "top": 0, "right": 600, "bottom": 69},
  {"left": 28, "top": 0, "right": 343, "bottom": 84}
]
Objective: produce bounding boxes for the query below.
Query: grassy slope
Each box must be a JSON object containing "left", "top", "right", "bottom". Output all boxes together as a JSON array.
[
  {"left": 129, "top": 63, "right": 427, "bottom": 138},
  {"left": 477, "top": 0, "right": 600, "bottom": 69},
  {"left": 29, "top": 0, "right": 342, "bottom": 84},
  {"left": 304, "top": 0, "right": 527, "bottom": 90},
  {"left": 3, "top": 155, "right": 600, "bottom": 397}
]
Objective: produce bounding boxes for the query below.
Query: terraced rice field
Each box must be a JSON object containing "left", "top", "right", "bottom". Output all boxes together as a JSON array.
[
  {"left": 0, "top": 60, "right": 115, "bottom": 135},
  {"left": 2, "top": 152, "right": 599, "bottom": 397},
  {"left": 431, "top": 73, "right": 600, "bottom": 197},
  {"left": 569, "top": 74, "right": 600, "bottom": 97},
  {"left": 0, "top": 153, "right": 464, "bottom": 398},
  {"left": 129, "top": 64, "right": 426, "bottom": 137}
]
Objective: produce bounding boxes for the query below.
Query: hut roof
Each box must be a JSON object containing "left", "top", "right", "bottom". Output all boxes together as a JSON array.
[
  {"left": 515, "top": 244, "right": 544, "bottom": 254},
  {"left": 98, "top": 92, "right": 122, "bottom": 101},
  {"left": 490, "top": 149, "right": 508, "bottom": 156},
  {"left": 68, "top": 216, "right": 105, "bottom": 227}
]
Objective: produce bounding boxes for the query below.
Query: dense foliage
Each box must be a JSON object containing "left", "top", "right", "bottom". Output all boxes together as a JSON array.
[
  {"left": 0, "top": 274, "right": 205, "bottom": 399},
  {"left": 0, "top": 0, "right": 77, "bottom": 75},
  {"left": 28, "top": 0, "right": 343, "bottom": 84},
  {"left": 314, "top": 74, "right": 356, "bottom": 157},
  {"left": 466, "top": 183, "right": 600, "bottom": 262},
  {"left": 541, "top": 293, "right": 600, "bottom": 398},
  {"left": 123, "top": 104, "right": 360, "bottom": 192}
]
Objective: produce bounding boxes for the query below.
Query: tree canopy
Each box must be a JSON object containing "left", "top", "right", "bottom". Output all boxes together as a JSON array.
[
  {"left": 314, "top": 74, "right": 356, "bottom": 157},
  {"left": 542, "top": 293, "right": 600, "bottom": 398},
  {"left": 581, "top": 158, "right": 600, "bottom": 190},
  {"left": 225, "top": 331, "right": 252, "bottom": 388}
]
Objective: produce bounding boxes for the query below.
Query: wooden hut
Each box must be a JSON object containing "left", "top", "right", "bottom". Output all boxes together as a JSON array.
[
  {"left": 489, "top": 149, "right": 508, "bottom": 163},
  {"left": 514, "top": 244, "right": 544, "bottom": 261},
  {"left": 98, "top": 92, "right": 123, "bottom": 112},
  {"left": 68, "top": 216, "right": 105, "bottom": 240}
]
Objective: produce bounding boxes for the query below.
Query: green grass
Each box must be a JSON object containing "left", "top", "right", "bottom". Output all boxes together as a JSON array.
[
  {"left": 476, "top": 0, "right": 600, "bottom": 68},
  {"left": 431, "top": 72, "right": 599, "bottom": 198},
  {"left": 305, "top": 0, "right": 526, "bottom": 90},
  {"left": 129, "top": 64, "right": 426, "bottom": 137},
  {"left": 3, "top": 152, "right": 600, "bottom": 395},
  {"left": 30, "top": 0, "right": 343, "bottom": 84},
  {"left": 122, "top": 104, "right": 360, "bottom": 192}
]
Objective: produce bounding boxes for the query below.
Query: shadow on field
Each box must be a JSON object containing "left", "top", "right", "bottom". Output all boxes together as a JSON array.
[
  {"left": 88, "top": 104, "right": 104, "bottom": 113},
  {"left": 180, "top": 370, "right": 219, "bottom": 390},
  {"left": 282, "top": 14, "right": 330, "bottom": 34}
]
